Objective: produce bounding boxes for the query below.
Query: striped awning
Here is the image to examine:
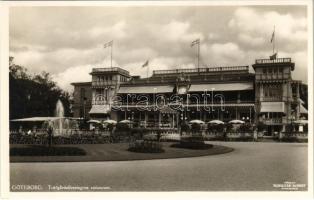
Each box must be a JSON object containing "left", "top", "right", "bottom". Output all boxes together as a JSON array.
[
  {"left": 189, "top": 82, "right": 253, "bottom": 92},
  {"left": 89, "top": 105, "right": 110, "bottom": 114},
  {"left": 260, "top": 102, "right": 285, "bottom": 113},
  {"left": 118, "top": 85, "right": 174, "bottom": 94}
]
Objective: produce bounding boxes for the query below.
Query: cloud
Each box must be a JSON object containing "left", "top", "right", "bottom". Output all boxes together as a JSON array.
[
  {"left": 88, "top": 21, "right": 127, "bottom": 39},
  {"left": 200, "top": 42, "right": 245, "bottom": 66},
  {"left": 159, "top": 20, "right": 204, "bottom": 43},
  {"left": 238, "top": 33, "right": 265, "bottom": 46},
  {"left": 229, "top": 7, "right": 307, "bottom": 43},
  {"left": 52, "top": 64, "right": 92, "bottom": 92},
  {"left": 9, "top": 6, "right": 308, "bottom": 92}
]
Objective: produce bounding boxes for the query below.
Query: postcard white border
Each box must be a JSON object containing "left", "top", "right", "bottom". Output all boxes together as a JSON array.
[{"left": 0, "top": 1, "right": 313, "bottom": 200}]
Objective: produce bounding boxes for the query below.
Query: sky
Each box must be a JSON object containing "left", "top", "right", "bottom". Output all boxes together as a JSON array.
[{"left": 9, "top": 5, "right": 308, "bottom": 92}]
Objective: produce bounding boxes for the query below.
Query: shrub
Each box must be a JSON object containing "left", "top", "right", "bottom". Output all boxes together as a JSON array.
[
  {"left": 180, "top": 121, "right": 190, "bottom": 133},
  {"left": 172, "top": 135, "right": 212, "bottom": 149},
  {"left": 226, "top": 123, "right": 233, "bottom": 132},
  {"left": 256, "top": 122, "right": 266, "bottom": 132},
  {"left": 191, "top": 123, "right": 201, "bottom": 134},
  {"left": 128, "top": 140, "right": 164, "bottom": 153},
  {"left": 130, "top": 128, "right": 150, "bottom": 139},
  {"left": 107, "top": 123, "right": 115, "bottom": 132},
  {"left": 239, "top": 123, "right": 253, "bottom": 133},
  {"left": 116, "top": 123, "right": 130, "bottom": 132}
]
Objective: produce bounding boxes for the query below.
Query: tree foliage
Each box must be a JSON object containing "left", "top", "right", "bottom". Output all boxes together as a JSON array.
[{"left": 9, "top": 57, "right": 72, "bottom": 119}]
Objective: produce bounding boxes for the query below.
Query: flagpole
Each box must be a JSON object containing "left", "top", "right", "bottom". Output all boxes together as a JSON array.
[
  {"left": 273, "top": 26, "right": 275, "bottom": 54},
  {"left": 111, "top": 42, "right": 113, "bottom": 68},
  {"left": 198, "top": 39, "right": 200, "bottom": 69}
]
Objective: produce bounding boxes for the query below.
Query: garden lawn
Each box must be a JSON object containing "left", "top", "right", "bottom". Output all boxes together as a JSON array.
[{"left": 10, "top": 142, "right": 233, "bottom": 162}]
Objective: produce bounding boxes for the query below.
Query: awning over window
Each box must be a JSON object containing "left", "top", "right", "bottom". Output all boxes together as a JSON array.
[
  {"left": 300, "top": 104, "right": 308, "bottom": 114},
  {"left": 189, "top": 82, "right": 253, "bottom": 92},
  {"left": 89, "top": 105, "right": 110, "bottom": 114},
  {"left": 260, "top": 102, "right": 285, "bottom": 113},
  {"left": 118, "top": 85, "right": 174, "bottom": 94}
]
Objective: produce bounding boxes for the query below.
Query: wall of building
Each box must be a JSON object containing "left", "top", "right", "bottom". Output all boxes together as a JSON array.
[{"left": 72, "top": 83, "right": 92, "bottom": 118}]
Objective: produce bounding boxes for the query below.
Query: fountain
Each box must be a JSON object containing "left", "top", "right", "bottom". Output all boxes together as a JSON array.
[{"left": 55, "top": 99, "right": 64, "bottom": 135}]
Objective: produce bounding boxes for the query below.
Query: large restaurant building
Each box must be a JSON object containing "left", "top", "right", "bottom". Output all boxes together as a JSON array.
[{"left": 71, "top": 57, "right": 307, "bottom": 136}]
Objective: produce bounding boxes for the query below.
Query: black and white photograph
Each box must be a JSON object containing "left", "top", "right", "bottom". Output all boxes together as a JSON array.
[{"left": 0, "top": 0, "right": 313, "bottom": 198}]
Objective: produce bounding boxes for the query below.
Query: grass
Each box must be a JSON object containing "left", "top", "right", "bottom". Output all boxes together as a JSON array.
[
  {"left": 10, "top": 142, "right": 233, "bottom": 162},
  {"left": 170, "top": 143, "right": 213, "bottom": 150}
]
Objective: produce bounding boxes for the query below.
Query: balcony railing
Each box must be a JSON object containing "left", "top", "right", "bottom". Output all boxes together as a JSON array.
[
  {"left": 255, "top": 58, "right": 291, "bottom": 64},
  {"left": 153, "top": 66, "right": 249, "bottom": 75},
  {"left": 255, "top": 73, "right": 291, "bottom": 80},
  {"left": 91, "top": 67, "right": 130, "bottom": 76},
  {"left": 92, "top": 81, "right": 118, "bottom": 87},
  {"left": 264, "top": 118, "right": 282, "bottom": 124}
]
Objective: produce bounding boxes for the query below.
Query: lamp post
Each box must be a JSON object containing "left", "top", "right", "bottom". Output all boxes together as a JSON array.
[
  {"left": 289, "top": 115, "right": 295, "bottom": 136},
  {"left": 83, "top": 97, "right": 87, "bottom": 120}
]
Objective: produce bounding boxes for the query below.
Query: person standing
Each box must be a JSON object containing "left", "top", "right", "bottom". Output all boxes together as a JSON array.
[{"left": 47, "top": 121, "right": 53, "bottom": 147}]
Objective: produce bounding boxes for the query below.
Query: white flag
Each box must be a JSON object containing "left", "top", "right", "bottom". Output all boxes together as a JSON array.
[
  {"left": 191, "top": 39, "right": 200, "bottom": 47},
  {"left": 142, "top": 60, "right": 149, "bottom": 68},
  {"left": 104, "top": 40, "right": 113, "bottom": 48},
  {"left": 270, "top": 30, "right": 275, "bottom": 43}
]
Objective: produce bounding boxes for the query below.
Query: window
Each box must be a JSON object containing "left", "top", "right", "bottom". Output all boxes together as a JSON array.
[
  {"left": 263, "top": 69, "right": 267, "bottom": 74},
  {"left": 279, "top": 68, "right": 283, "bottom": 73},
  {"left": 268, "top": 68, "right": 272, "bottom": 73}
]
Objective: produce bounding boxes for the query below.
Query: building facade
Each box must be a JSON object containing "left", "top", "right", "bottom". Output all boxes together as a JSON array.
[{"left": 71, "top": 57, "right": 307, "bottom": 136}]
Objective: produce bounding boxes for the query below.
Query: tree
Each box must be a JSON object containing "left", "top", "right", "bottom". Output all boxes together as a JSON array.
[{"left": 9, "top": 57, "right": 72, "bottom": 119}]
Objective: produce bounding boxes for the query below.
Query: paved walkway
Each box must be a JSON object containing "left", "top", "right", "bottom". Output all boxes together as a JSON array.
[{"left": 10, "top": 142, "right": 307, "bottom": 191}]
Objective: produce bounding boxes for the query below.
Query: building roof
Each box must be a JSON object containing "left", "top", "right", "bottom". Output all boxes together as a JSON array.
[{"left": 71, "top": 82, "right": 91, "bottom": 86}]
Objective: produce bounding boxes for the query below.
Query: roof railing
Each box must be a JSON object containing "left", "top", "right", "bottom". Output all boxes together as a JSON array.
[
  {"left": 153, "top": 66, "right": 249, "bottom": 75},
  {"left": 255, "top": 58, "right": 291, "bottom": 64}
]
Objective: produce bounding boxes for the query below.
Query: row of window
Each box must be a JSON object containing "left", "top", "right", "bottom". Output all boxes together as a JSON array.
[
  {"left": 95, "top": 75, "right": 128, "bottom": 82},
  {"left": 96, "top": 76, "right": 113, "bottom": 82},
  {"left": 120, "top": 76, "right": 128, "bottom": 82},
  {"left": 263, "top": 85, "right": 282, "bottom": 97},
  {"left": 262, "top": 67, "right": 284, "bottom": 74}
]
